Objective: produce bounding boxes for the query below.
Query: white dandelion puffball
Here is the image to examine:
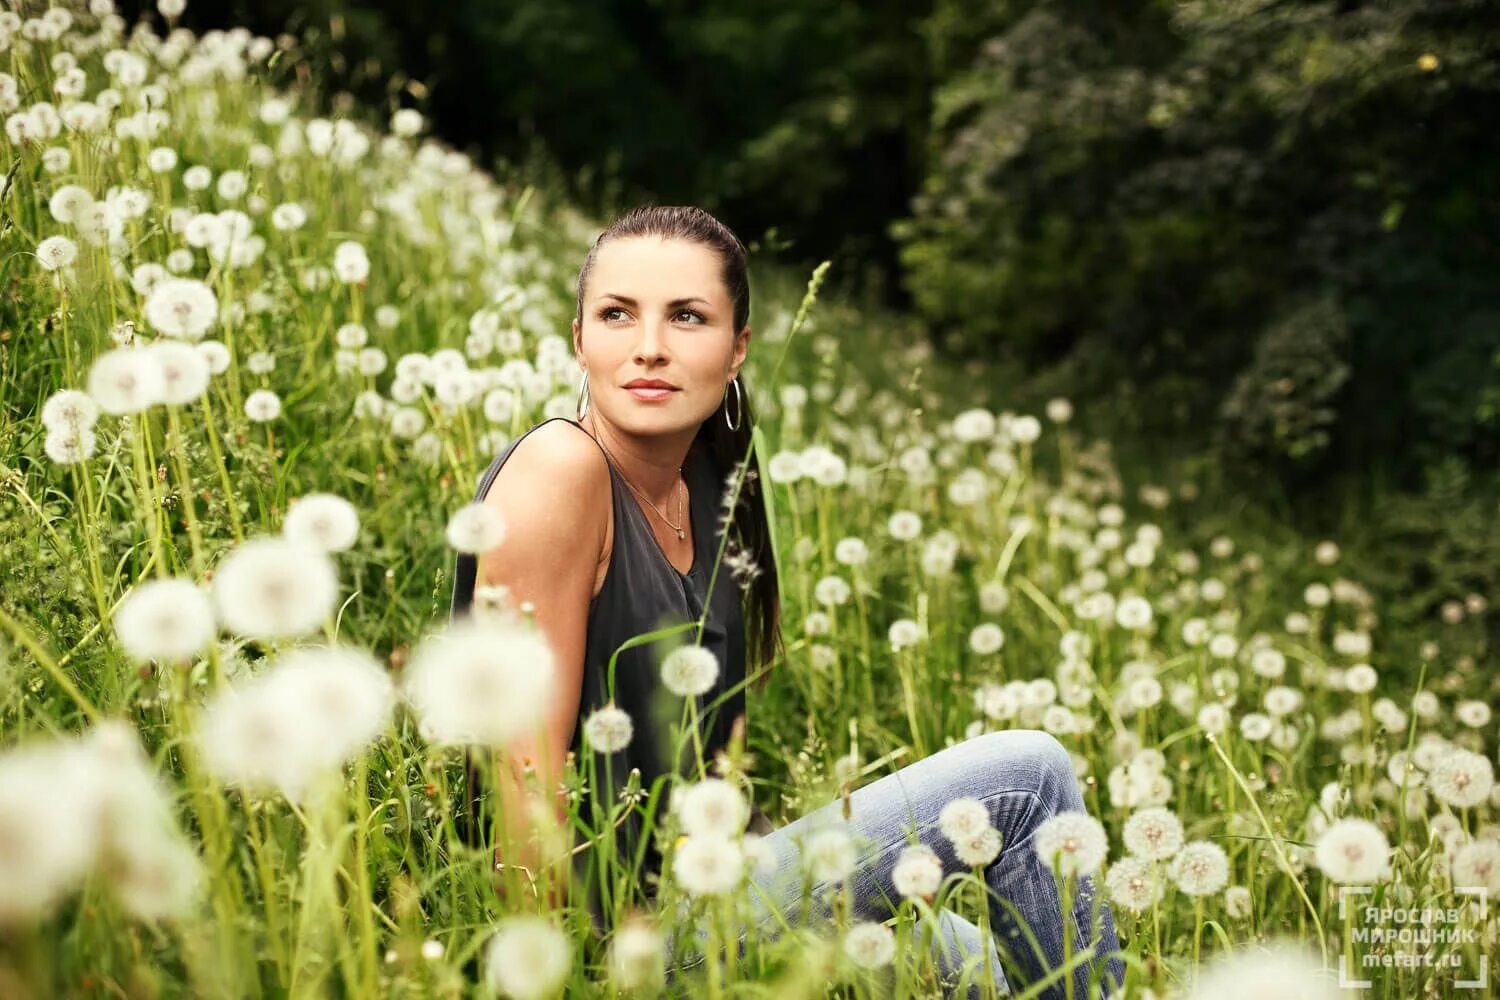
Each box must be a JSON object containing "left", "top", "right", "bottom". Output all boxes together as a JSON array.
[
  {"left": 938, "top": 796, "right": 992, "bottom": 843},
  {"left": 1033, "top": 811, "right": 1108, "bottom": 879},
  {"left": 1225, "top": 885, "right": 1253, "bottom": 919},
  {"left": 1427, "top": 748, "right": 1494, "bottom": 808},
  {"left": 0, "top": 744, "right": 97, "bottom": 926},
  {"left": 968, "top": 623, "right": 1004, "bottom": 655},
  {"left": 211, "top": 537, "right": 340, "bottom": 639},
  {"left": 891, "top": 843, "right": 944, "bottom": 900},
  {"left": 44, "top": 425, "right": 96, "bottom": 465},
  {"left": 444, "top": 502, "right": 506, "bottom": 554},
  {"left": 144, "top": 277, "right": 218, "bottom": 340},
  {"left": 402, "top": 617, "right": 556, "bottom": 747},
  {"left": 198, "top": 645, "right": 393, "bottom": 801},
  {"left": 582, "top": 703, "right": 633, "bottom": 754},
  {"left": 671, "top": 834, "right": 744, "bottom": 897},
  {"left": 1184, "top": 940, "right": 1341, "bottom": 1000},
  {"left": 674, "top": 778, "right": 749, "bottom": 838},
  {"left": 148, "top": 339, "right": 211, "bottom": 406},
  {"left": 660, "top": 644, "right": 719, "bottom": 697},
  {"left": 244, "top": 389, "right": 282, "bottom": 422},
  {"left": 114, "top": 577, "right": 215, "bottom": 664},
  {"left": 1105, "top": 855, "right": 1160, "bottom": 912},
  {"left": 283, "top": 493, "right": 361, "bottom": 553},
  {"left": 1123, "top": 807, "right": 1184, "bottom": 862},
  {"left": 954, "top": 826, "right": 1002, "bottom": 867},
  {"left": 36, "top": 235, "right": 78, "bottom": 271},
  {"left": 1169, "top": 840, "right": 1230, "bottom": 896},
  {"left": 843, "top": 920, "right": 896, "bottom": 969},
  {"left": 41, "top": 389, "right": 99, "bottom": 431},
  {"left": 802, "top": 826, "right": 858, "bottom": 884},
  {"left": 606, "top": 917, "right": 664, "bottom": 990},
  {"left": 1114, "top": 595, "right": 1153, "bottom": 630},
  {"left": 1313, "top": 818, "right": 1390, "bottom": 885},
  {"left": 484, "top": 915, "right": 572, "bottom": 1000},
  {"left": 1450, "top": 839, "right": 1500, "bottom": 893},
  {"left": 88, "top": 346, "right": 164, "bottom": 415}
]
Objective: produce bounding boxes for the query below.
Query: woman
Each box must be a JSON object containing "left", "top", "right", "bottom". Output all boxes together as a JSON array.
[{"left": 450, "top": 204, "right": 1125, "bottom": 998}]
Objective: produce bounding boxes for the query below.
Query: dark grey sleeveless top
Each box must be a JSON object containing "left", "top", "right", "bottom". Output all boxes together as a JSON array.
[{"left": 449, "top": 416, "right": 769, "bottom": 927}]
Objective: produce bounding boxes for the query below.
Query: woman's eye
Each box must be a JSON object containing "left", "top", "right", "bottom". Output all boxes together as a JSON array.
[
  {"left": 676, "top": 310, "right": 705, "bottom": 324},
  {"left": 601, "top": 307, "right": 625, "bottom": 321}
]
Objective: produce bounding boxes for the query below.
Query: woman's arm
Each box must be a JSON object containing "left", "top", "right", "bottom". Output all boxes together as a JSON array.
[{"left": 474, "top": 422, "right": 613, "bottom": 907}]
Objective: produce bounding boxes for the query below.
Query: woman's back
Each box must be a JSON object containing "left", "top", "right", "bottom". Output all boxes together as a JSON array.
[{"left": 451, "top": 416, "right": 763, "bottom": 926}]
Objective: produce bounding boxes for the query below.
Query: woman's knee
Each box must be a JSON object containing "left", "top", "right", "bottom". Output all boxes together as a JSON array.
[{"left": 976, "top": 729, "right": 1079, "bottom": 802}]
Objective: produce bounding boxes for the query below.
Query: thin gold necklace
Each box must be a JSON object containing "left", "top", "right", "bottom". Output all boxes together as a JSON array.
[{"left": 589, "top": 426, "right": 687, "bottom": 539}]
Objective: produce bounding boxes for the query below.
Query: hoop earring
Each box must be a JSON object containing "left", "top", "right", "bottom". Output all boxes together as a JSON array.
[
  {"left": 723, "top": 376, "right": 743, "bottom": 431},
  {"left": 576, "top": 370, "right": 590, "bottom": 422}
]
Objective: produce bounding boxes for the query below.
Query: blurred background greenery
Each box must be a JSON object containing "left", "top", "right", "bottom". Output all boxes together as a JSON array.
[{"left": 118, "top": 0, "right": 1500, "bottom": 644}]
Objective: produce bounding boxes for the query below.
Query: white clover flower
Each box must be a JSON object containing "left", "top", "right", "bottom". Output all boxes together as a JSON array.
[
  {"left": 660, "top": 644, "right": 719, "bottom": 697},
  {"left": 1104, "top": 855, "right": 1160, "bottom": 912},
  {"left": 891, "top": 843, "right": 944, "bottom": 900},
  {"left": 842, "top": 920, "right": 896, "bottom": 969},
  {"left": 1427, "top": 749, "right": 1493, "bottom": 808},
  {"left": 282, "top": 493, "right": 361, "bottom": 553},
  {"left": 801, "top": 826, "right": 858, "bottom": 884},
  {"left": 88, "top": 346, "right": 164, "bottom": 414},
  {"left": 606, "top": 916, "right": 664, "bottom": 990},
  {"left": 1123, "top": 807, "right": 1184, "bottom": 861},
  {"left": 671, "top": 834, "right": 743, "bottom": 897},
  {"left": 211, "top": 536, "right": 339, "bottom": 640},
  {"left": 444, "top": 502, "right": 505, "bottom": 555},
  {"left": 581, "top": 702, "right": 633, "bottom": 754},
  {"left": 1169, "top": 840, "right": 1230, "bottom": 896},
  {"left": 674, "top": 778, "right": 748, "bottom": 839},
  {"left": 938, "top": 797, "right": 991, "bottom": 843},
  {"left": 243, "top": 388, "right": 281, "bottom": 423},
  {"left": 114, "top": 577, "right": 215, "bottom": 663},
  {"left": 148, "top": 339, "right": 211, "bottom": 405},
  {"left": 144, "top": 277, "right": 218, "bottom": 341},
  {"left": 484, "top": 915, "right": 572, "bottom": 1000}
]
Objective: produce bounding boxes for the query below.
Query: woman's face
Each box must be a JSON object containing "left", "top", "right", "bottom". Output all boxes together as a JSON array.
[{"left": 573, "top": 236, "right": 749, "bottom": 434}]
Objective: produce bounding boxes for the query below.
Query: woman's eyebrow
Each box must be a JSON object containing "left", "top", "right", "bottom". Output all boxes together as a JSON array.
[{"left": 598, "top": 293, "right": 712, "bottom": 309}]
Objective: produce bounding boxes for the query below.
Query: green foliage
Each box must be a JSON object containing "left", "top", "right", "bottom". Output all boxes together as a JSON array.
[{"left": 899, "top": 0, "right": 1500, "bottom": 486}]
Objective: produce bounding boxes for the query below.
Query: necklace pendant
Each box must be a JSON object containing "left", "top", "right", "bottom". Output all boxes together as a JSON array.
[{"left": 676, "top": 528, "right": 685, "bottom": 540}]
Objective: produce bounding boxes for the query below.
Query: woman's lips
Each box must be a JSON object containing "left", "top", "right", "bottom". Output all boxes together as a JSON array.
[{"left": 626, "top": 386, "right": 679, "bottom": 402}]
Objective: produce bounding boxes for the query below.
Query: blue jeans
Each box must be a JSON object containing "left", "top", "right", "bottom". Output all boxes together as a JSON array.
[{"left": 663, "top": 730, "right": 1126, "bottom": 998}]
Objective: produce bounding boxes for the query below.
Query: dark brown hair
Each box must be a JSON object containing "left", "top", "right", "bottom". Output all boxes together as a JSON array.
[{"left": 574, "top": 204, "right": 783, "bottom": 691}]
